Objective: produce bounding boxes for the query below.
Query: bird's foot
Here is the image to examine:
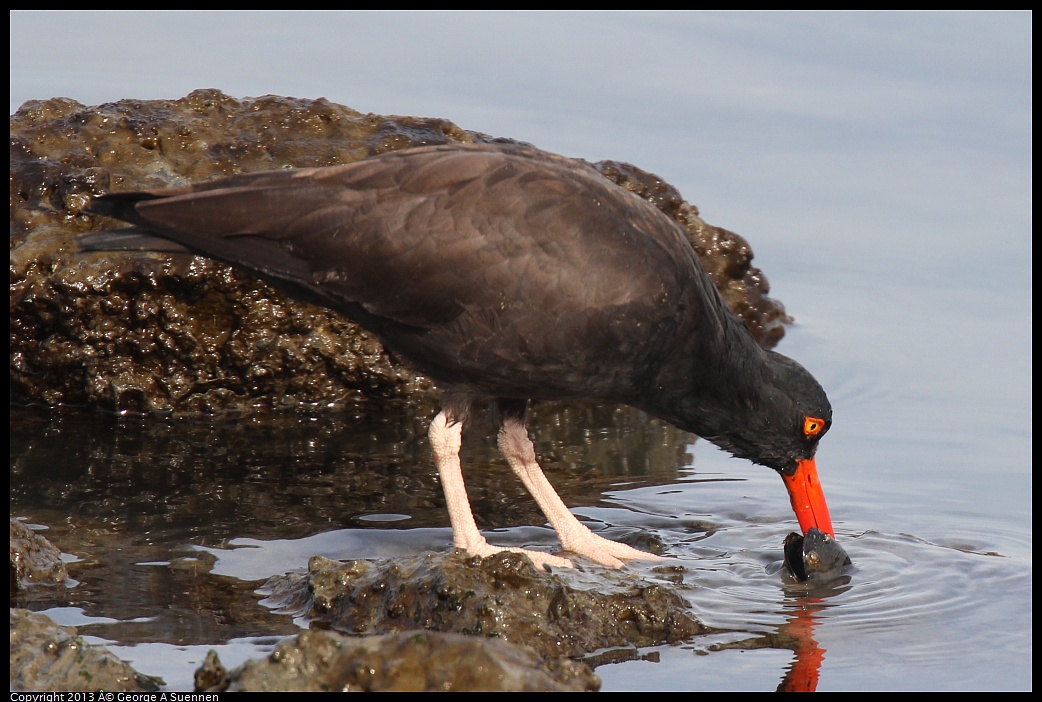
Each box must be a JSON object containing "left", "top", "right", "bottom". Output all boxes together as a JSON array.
[
  {"left": 457, "top": 533, "right": 662, "bottom": 570},
  {"left": 458, "top": 540, "right": 574, "bottom": 570},
  {"left": 559, "top": 530, "right": 666, "bottom": 569}
]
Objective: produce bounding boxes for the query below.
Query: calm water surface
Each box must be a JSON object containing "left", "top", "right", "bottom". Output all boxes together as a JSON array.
[{"left": 9, "top": 10, "right": 1031, "bottom": 691}]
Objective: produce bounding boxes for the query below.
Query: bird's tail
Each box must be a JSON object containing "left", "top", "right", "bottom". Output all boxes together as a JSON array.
[{"left": 80, "top": 194, "right": 190, "bottom": 253}]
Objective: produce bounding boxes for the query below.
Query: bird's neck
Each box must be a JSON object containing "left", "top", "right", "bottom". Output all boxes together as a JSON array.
[{"left": 637, "top": 309, "right": 770, "bottom": 439}]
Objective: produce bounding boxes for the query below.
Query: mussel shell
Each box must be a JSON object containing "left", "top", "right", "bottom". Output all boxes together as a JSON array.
[{"left": 783, "top": 528, "right": 851, "bottom": 581}]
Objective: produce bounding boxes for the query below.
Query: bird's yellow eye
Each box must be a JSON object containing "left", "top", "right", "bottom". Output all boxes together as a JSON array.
[{"left": 803, "top": 416, "right": 826, "bottom": 437}]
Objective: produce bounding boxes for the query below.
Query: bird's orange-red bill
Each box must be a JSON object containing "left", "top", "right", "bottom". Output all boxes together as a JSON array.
[{"left": 781, "top": 457, "right": 835, "bottom": 537}]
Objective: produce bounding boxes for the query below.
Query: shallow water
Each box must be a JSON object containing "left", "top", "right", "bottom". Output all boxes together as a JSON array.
[
  {"left": 9, "top": 10, "right": 1031, "bottom": 691},
  {"left": 10, "top": 395, "right": 1030, "bottom": 691}
]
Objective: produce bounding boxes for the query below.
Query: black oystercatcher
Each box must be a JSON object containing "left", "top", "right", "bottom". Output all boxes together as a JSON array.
[{"left": 82, "top": 143, "right": 835, "bottom": 569}]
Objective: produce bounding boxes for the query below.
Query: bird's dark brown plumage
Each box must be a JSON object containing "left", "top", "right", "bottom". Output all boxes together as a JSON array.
[{"left": 82, "top": 143, "right": 836, "bottom": 568}]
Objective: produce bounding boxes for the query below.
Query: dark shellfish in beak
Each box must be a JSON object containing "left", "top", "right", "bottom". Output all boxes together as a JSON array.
[{"left": 783, "top": 528, "right": 851, "bottom": 581}]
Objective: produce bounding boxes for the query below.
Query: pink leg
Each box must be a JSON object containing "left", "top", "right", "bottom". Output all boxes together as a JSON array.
[
  {"left": 497, "top": 417, "right": 664, "bottom": 568},
  {"left": 428, "top": 410, "right": 573, "bottom": 570}
]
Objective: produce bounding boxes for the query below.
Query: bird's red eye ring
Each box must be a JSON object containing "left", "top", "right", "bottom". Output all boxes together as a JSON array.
[{"left": 803, "top": 416, "right": 826, "bottom": 437}]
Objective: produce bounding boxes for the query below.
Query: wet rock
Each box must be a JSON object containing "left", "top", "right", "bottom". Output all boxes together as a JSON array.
[
  {"left": 10, "top": 519, "right": 68, "bottom": 592},
  {"left": 196, "top": 629, "right": 599, "bottom": 692},
  {"left": 9, "top": 608, "right": 163, "bottom": 692},
  {"left": 9, "top": 512, "right": 698, "bottom": 691},
  {"left": 263, "top": 551, "right": 711, "bottom": 661},
  {"left": 11, "top": 91, "right": 791, "bottom": 416}
]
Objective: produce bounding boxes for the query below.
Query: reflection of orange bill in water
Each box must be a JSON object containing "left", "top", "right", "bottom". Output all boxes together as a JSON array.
[{"left": 783, "top": 528, "right": 852, "bottom": 582}]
